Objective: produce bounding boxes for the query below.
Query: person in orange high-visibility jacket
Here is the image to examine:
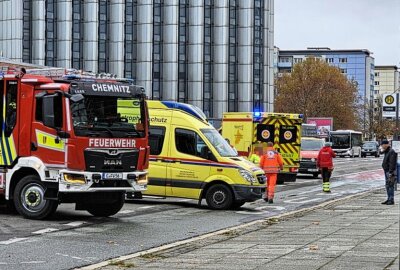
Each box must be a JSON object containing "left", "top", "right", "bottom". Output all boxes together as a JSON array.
[{"left": 259, "top": 142, "right": 284, "bottom": 203}]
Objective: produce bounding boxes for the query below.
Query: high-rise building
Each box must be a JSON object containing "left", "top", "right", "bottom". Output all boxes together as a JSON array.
[{"left": 0, "top": 0, "right": 275, "bottom": 118}]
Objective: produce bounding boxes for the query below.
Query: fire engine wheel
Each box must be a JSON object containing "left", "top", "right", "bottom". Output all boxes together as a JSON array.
[
  {"left": 205, "top": 184, "right": 233, "bottom": 210},
  {"left": 13, "top": 175, "right": 58, "bottom": 220},
  {"left": 86, "top": 193, "right": 125, "bottom": 217}
]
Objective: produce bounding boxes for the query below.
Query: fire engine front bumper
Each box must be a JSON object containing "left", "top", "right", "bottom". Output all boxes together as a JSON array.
[{"left": 57, "top": 170, "right": 148, "bottom": 193}]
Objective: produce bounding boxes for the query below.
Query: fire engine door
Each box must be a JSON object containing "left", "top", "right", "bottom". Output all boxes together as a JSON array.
[
  {"left": 31, "top": 93, "right": 66, "bottom": 165},
  {"left": 0, "top": 78, "right": 18, "bottom": 166}
]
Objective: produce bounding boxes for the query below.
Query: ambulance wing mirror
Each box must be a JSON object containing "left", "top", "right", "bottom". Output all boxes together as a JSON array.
[{"left": 42, "top": 95, "right": 56, "bottom": 128}]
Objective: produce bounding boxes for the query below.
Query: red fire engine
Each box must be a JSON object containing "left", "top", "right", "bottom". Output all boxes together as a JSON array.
[{"left": 0, "top": 68, "right": 149, "bottom": 219}]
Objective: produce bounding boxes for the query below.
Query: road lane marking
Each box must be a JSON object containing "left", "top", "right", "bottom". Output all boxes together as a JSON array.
[
  {"left": 64, "top": 221, "right": 86, "bottom": 227},
  {"left": 32, "top": 228, "right": 59, "bottom": 235},
  {"left": 0, "top": 238, "right": 28, "bottom": 245},
  {"left": 255, "top": 205, "right": 286, "bottom": 211},
  {"left": 178, "top": 199, "right": 192, "bottom": 202},
  {"left": 20, "top": 261, "right": 46, "bottom": 264}
]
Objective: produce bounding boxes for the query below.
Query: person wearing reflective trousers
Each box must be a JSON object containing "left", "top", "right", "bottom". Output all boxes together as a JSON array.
[
  {"left": 380, "top": 139, "right": 397, "bottom": 205},
  {"left": 317, "top": 142, "right": 336, "bottom": 192},
  {"left": 260, "top": 142, "right": 284, "bottom": 203}
]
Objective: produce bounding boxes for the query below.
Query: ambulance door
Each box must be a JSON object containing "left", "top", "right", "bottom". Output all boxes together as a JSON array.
[
  {"left": 146, "top": 125, "right": 169, "bottom": 196},
  {"left": 167, "top": 127, "right": 210, "bottom": 199}
]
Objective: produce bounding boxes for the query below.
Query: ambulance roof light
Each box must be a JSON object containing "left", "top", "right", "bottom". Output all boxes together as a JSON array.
[
  {"left": 299, "top": 114, "right": 304, "bottom": 118},
  {"left": 254, "top": 112, "right": 261, "bottom": 117}
]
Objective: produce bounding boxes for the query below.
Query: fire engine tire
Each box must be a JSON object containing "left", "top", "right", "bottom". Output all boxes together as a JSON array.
[
  {"left": 205, "top": 184, "right": 233, "bottom": 210},
  {"left": 312, "top": 173, "right": 319, "bottom": 178},
  {"left": 13, "top": 175, "right": 58, "bottom": 220},
  {"left": 86, "top": 193, "right": 125, "bottom": 217}
]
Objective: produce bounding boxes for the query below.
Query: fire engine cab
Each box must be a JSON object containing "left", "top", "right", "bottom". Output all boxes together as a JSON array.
[{"left": 0, "top": 68, "right": 149, "bottom": 219}]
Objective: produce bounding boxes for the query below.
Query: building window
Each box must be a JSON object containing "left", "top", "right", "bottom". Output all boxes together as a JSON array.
[
  {"left": 152, "top": 2, "right": 163, "bottom": 99},
  {"left": 72, "top": 0, "right": 83, "bottom": 69},
  {"left": 279, "top": 57, "right": 292, "bottom": 63},
  {"left": 374, "top": 81, "right": 380, "bottom": 86},
  {"left": 45, "top": 0, "right": 57, "bottom": 66},
  {"left": 203, "top": 0, "right": 213, "bottom": 117},
  {"left": 325, "top": 58, "right": 334, "bottom": 63},
  {"left": 294, "top": 58, "right": 303, "bottom": 64},
  {"left": 253, "top": 0, "right": 263, "bottom": 112},
  {"left": 98, "top": 0, "right": 109, "bottom": 73},
  {"left": 375, "top": 72, "right": 380, "bottom": 77},
  {"left": 22, "top": 0, "right": 32, "bottom": 62},
  {"left": 340, "top": 68, "right": 347, "bottom": 74},
  {"left": 339, "top": 58, "right": 347, "bottom": 63},
  {"left": 125, "top": 0, "right": 137, "bottom": 79},
  {"left": 178, "top": 0, "right": 188, "bottom": 103}
]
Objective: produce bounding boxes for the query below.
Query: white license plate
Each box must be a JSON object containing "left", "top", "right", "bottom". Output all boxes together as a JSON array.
[{"left": 102, "top": 173, "right": 123, "bottom": 179}]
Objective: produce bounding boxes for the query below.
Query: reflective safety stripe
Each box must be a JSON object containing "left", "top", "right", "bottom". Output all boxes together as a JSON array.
[
  {"left": 36, "top": 130, "right": 65, "bottom": 152},
  {"left": 322, "top": 182, "right": 330, "bottom": 191}
]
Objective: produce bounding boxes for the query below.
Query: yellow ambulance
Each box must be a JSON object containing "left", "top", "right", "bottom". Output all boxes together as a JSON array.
[
  {"left": 119, "top": 101, "right": 266, "bottom": 209},
  {"left": 222, "top": 112, "right": 303, "bottom": 183}
]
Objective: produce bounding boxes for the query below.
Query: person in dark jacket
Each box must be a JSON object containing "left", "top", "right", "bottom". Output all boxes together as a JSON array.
[{"left": 381, "top": 139, "right": 397, "bottom": 205}]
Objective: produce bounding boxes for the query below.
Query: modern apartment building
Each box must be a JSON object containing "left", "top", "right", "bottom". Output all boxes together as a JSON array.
[
  {"left": 374, "top": 65, "right": 399, "bottom": 97},
  {"left": 0, "top": 0, "right": 275, "bottom": 118},
  {"left": 277, "top": 48, "right": 375, "bottom": 104}
]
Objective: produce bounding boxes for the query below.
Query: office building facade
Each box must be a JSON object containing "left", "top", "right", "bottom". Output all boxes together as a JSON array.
[
  {"left": 277, "top": 48, "right": 375, "bottom": 104},
  {"left": 373, "top": 65, "right": 399, "bottom": 97},
  {"left": 0, "top": 0, "right": 275, "bottom": 118}
]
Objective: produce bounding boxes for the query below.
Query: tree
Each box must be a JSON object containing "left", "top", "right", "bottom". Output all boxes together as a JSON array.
[{"left": 275, "top": 58, "right": 361, "bottom": 130}]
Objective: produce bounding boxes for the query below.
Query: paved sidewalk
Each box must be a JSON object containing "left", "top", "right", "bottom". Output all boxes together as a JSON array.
[{"left": 96, "top": 190, "right": 399, "bottom": 270}]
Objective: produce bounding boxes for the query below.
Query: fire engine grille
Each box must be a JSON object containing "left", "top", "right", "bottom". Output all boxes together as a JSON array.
[{"left": 84, "top": 149, "right": 139, "bottom": 172}]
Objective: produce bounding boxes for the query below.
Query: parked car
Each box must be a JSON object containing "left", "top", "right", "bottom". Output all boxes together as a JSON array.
[
  {"left": 361, "top": 141, "right": 380, "bottom": 158},
  {"left": 299, "top": 137, "right": 325, "bottom": 178}
]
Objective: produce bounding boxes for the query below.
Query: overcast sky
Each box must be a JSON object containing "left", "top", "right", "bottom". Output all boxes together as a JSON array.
[{"left": 275, "top": 0, "right": 400, "bottom": 66}]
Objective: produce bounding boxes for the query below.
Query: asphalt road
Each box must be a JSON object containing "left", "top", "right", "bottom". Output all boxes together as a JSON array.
[{"left": 0, "top": 156, "right": 385, "bottom": 270}]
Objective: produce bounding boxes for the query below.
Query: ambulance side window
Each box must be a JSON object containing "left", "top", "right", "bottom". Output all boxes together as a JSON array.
[
  {"left": 175, "top": 128, "right": 205, "bottom": 158},
  {"left": 149, "top": 126, "right": 166, "bottom": 155}
]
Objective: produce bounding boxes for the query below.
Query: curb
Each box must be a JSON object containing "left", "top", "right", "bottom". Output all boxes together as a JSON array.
[{"left": 76, "top": 187, "right": 383, "bottom": 270}]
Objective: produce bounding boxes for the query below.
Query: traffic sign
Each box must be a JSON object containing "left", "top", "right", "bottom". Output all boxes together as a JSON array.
[{"left": 382, "top": 94, "right": 397, "bottom": 118}]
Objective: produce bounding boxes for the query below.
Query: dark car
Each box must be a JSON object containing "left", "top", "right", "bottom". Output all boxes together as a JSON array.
[{"left": 361, "top": 141, "right": 380, "bottom": 158}]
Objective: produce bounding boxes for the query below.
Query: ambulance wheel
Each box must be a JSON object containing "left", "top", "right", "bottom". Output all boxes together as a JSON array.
[
  {"left": 231, "top": 200, "right": 246, "bottom": 209},
  {"left": 13, "top": 175, "right": 58, "bottom": 220},
  {"left": 206, "top": 184, "right": 233, "bottom": 210},
  {"left": 86, "top": 193, "right": 125, "bottom": 217}
]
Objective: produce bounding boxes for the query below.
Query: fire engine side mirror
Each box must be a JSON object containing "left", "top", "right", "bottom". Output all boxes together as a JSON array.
[
  {"left": 70, "top": 94, "right": 84, "bottom": 103},
  {"left": 42, "top": 95, "right": 56, "bottom": 128}
]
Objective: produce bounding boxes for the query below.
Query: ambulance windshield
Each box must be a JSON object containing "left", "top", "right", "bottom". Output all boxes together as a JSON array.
[
  {"left": 201, "top": 129, "right": 238, "bottom": 157},
  {"left": 71, "top": 96, "right": 146, "bottom": 138}
]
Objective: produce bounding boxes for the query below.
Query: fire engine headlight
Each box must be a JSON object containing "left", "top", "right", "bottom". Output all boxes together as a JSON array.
[
  {"left": 63, "top": 173, "right": 86, "bottom": 185},
  {"left": 239, "top": 170, "right": 257, "bottom": 183},
  {"left": 311, "top": 158, "right": 316, "bottom": 162},
  {"left": 136, "top": 174, "right": 148, "bottom": 186}
]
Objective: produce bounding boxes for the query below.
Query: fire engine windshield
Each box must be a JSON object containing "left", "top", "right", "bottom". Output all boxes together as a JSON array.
[
  {"left": 71, "top": 96, "right": 146, "bottom": 138},
  {"left": 201, "top": 128, "right": 238, "bottom": 157}
]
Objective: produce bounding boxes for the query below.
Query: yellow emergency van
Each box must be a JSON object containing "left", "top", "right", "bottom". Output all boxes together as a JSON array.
[
  {"left": 120, "top": 101, "right": 266, "bottom": 209},
  {"left": 222, "top": 112, "right": 303, "bottom": 183}
]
